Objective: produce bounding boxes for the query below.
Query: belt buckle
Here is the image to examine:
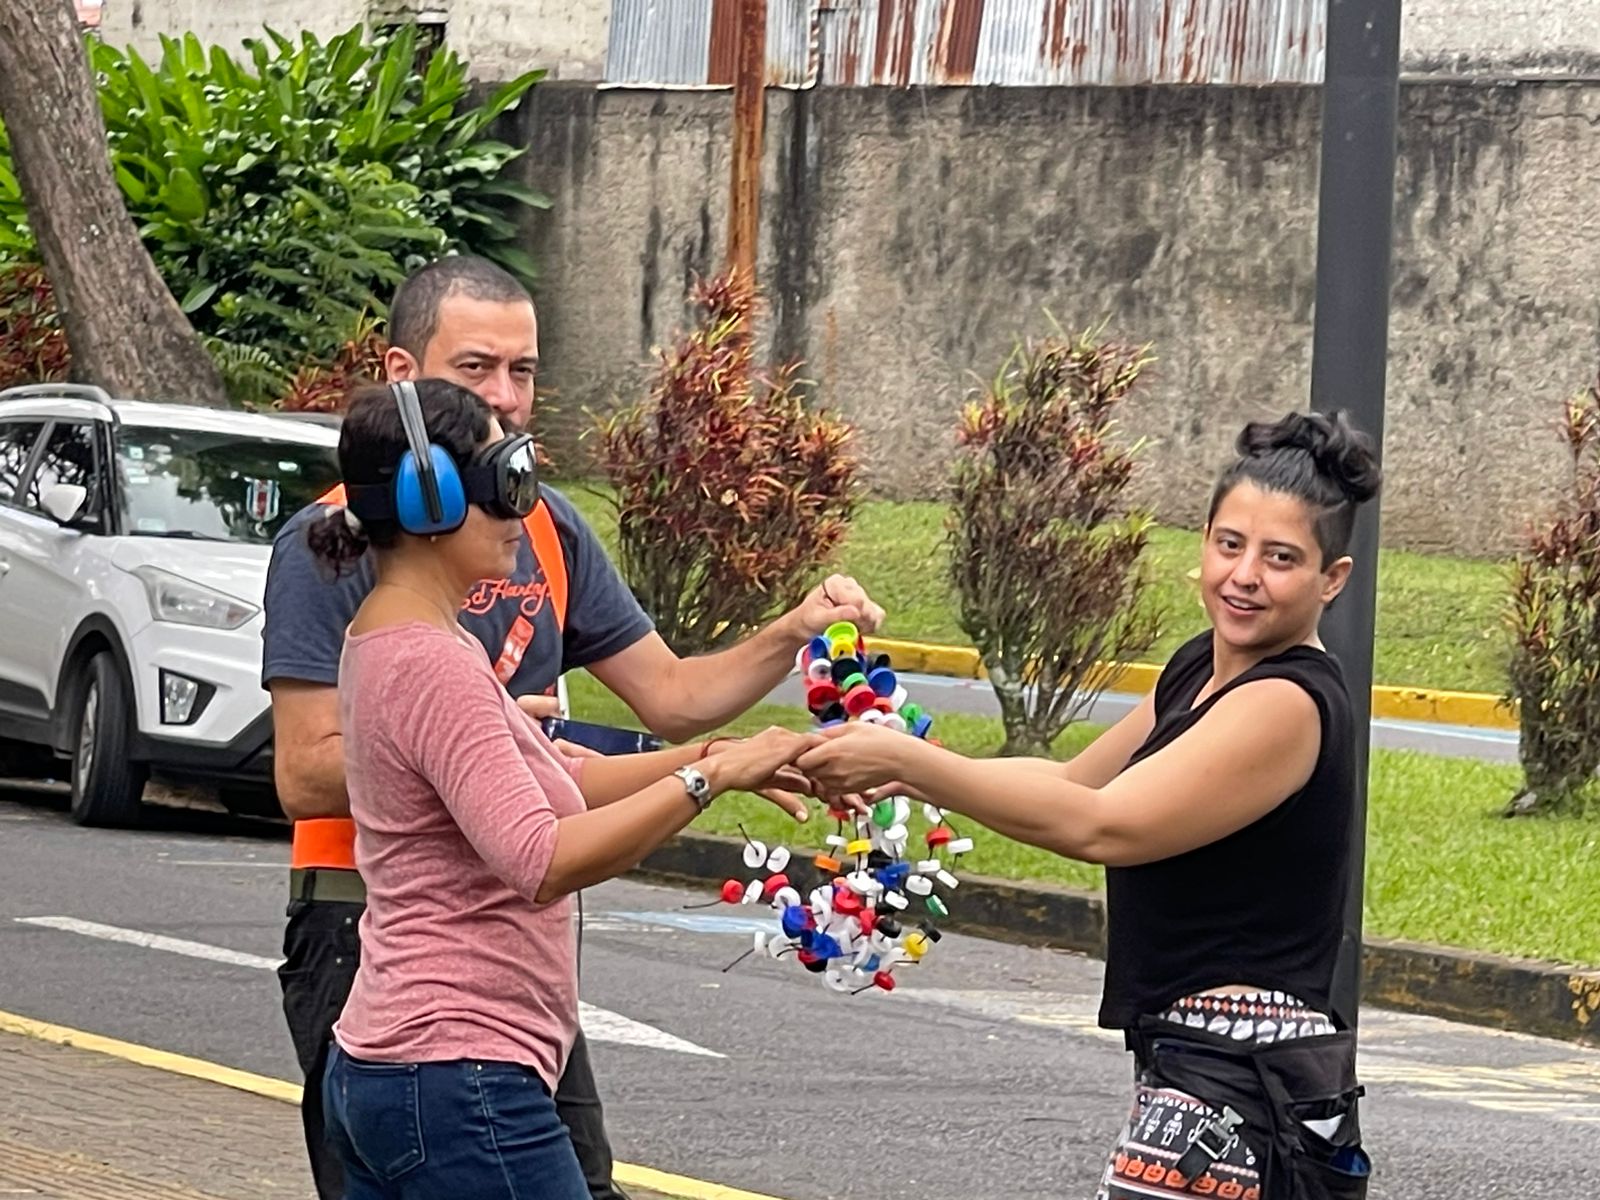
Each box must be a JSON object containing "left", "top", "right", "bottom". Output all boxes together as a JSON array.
[{"left": 1174, "top": 1105, "right": 1244, "bottom": 1186}]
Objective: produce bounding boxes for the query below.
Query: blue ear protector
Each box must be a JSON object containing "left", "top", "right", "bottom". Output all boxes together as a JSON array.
[{"left": 391, "top": 380, "right": 469, "bottom": 535}]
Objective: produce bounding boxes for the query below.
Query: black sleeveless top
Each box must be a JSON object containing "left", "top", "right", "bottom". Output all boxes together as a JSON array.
[{"left": 1097, "top": 630, "right": 1356, "bottom": 1029}]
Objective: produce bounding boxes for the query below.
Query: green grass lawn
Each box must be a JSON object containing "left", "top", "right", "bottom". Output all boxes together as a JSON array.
[
  {"left": 556, "top": 482, "right": 1512, "bottom": 696},
  {"left": 566, "top": 672, "right": 1600, "bottom": 968}
]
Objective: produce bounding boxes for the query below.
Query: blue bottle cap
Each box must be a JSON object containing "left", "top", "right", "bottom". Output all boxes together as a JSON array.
[
  {"left": 808, "top": 635, "right": 831, "bottom": 659},
  {"left": 781, "top": 904, "right": 810, "bottom": 939},
  {"left": 868, "top": 667, "right": 897, "bottom": 697},
  {"left": 912, "top": 714, "right": 933, "bottom": 738}
]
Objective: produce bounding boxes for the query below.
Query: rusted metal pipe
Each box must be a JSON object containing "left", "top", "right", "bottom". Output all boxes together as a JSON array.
[{"left": 726, "top": 0, "right": 768, "bottom": 284}]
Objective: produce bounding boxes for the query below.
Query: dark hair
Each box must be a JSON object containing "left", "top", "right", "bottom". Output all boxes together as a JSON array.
[
  {"left": 387, "top": 255, "right": 531, "bottom": 358},
  {"left": 1206, "top": 410, "right": 1383, "bottom": 567},
  {"left": 306, "top": 379, "right": 493, "bottom": 572}
]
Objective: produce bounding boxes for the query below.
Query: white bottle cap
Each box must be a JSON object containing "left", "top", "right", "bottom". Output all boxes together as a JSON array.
[
  {"left": 825, "top": 834, "right": 848, "bottom": 848},
  {"left": 906, "top": 875, "right": 933, "bottom": 896},
  {"left": 922, "top": 803, "right": 946, "bottom": 825},
  {"left": 742, "top": 880, "right": 763, "bottom": 904},
  {"left": 882, "top": 713, "right": 908, "bottom": 733},
  {"left": 917, "top": 859, "right": 942, "bottom": 874},
  {"left": 766, "top": 845, "right": 791, "bottom": 872},
  {"left": 890, "top": 685, "right": 909, "bottom": 710},
  {"left": 885, "top": 823, "right": 908, "bottom": 843},
  {"left": 884, "top": 891, "right": 909, "bottom": 910},
  {"left": 947, "top": 837, "right": 975, "bottom": 855},
  {"left": 742, "top": 841, "right": 768, "bottom": 869},
  {"left": 936, "top": 870, "right": 959, "bottom": 889},
  {"left": 771, "top": 886, "right": 801, "bottom": 909}
]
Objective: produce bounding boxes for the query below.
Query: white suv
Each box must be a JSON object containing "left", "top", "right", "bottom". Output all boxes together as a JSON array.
[{"left": 0, "top": 384, "right": 340, "bottom": 826}]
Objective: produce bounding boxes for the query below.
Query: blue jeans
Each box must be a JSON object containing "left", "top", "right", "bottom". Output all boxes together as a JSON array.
[{"left": 323, "top": 1044, "right": 592, "bottom": 1199}]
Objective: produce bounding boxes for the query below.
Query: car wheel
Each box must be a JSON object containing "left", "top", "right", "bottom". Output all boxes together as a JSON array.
[{"left": 69, "top": 652, "right": 148, "bottom": 827}]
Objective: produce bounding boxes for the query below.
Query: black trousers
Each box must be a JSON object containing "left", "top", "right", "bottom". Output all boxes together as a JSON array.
[{"left": 278, "top": 896, "right": 630, "bottom": 1200}]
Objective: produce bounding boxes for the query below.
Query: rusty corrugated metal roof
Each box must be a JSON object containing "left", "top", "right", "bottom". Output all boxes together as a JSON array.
[{"left": 606, "top": 0, "right": 1326, "bottom": 87}]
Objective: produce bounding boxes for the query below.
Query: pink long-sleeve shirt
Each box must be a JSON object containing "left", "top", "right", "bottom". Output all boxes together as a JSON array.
[{"left": 331, "top": 621, "right": 587, "bottom": 1090}]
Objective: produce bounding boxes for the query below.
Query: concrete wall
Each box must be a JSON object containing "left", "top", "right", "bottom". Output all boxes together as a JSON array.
[
  {"left": 91, "top": 1, "right": 1600, "bottom": 82},
  {"left": 512, "top": 82, "right": 1600, "bottom": 557},
  {"left": 95, "top": 0, "right": 609, "bottom": 80},
  {"left": 1404, "top": 1, "right": 1600, "bottom": 77}
]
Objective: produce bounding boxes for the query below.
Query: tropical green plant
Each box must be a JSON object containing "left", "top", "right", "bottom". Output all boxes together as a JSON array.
[{"left": 0, "top": 23, "right": 547, "bottom": 400}]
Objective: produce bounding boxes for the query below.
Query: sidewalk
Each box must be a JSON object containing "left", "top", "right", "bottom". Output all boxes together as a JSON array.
[{"left": 0, "top": 1026, "right": 679, "bottom": 1200}]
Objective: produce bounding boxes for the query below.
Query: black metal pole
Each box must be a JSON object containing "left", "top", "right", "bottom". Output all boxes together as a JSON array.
[{"left": 1310, "top": 0, "right": 1402, "bottom": 1031}]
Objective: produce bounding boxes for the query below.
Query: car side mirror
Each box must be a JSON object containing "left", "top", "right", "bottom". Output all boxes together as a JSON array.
[{"left": 41, "top": 482, "right": 88, "bottom": 526}]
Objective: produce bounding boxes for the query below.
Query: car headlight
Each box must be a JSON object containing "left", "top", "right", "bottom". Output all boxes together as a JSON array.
[{"left": 131, "top": 566, "right": 259, "bottom": 630}]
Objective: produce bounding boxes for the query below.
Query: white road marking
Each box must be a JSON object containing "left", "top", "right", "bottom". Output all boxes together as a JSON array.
[
  {"left": 17, "top": 915, "right": 280, "bottom": 969},
  {"left": 15, "top": 915, "right": 722, "bottom": 1059}
]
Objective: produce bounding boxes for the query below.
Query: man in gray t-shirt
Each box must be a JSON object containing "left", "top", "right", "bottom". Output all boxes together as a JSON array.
[{"left": 263, "top": 255, "right": 881, "bottom": 1200}]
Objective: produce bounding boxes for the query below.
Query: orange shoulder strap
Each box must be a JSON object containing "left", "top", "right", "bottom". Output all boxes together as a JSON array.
[
  {"left": 524, "top": 498, "right": 568, "bottom": 632},
  {"left": 317, "top": 483, "right": 347, "bottom": 506}
]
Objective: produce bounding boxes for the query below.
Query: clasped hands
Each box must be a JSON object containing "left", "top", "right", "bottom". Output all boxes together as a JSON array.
[{"left": 698, "top": 721, "right": 924, "bottom": 821}]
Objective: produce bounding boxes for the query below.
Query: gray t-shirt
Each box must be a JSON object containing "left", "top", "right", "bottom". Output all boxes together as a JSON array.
[{"left": 260, "top": 484, "right": 653, "bottom": 697}]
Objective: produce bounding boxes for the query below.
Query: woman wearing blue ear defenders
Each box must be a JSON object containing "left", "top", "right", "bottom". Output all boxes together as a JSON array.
[{"left": 306, "top": 379, "right": 818, "bottom": 1199}]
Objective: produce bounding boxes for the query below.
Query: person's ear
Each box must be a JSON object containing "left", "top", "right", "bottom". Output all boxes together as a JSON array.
[
  {"left": 1320, "top": 555, "right": 1354, "bottom": 605},
  {"left": 384, "top": 346, "right": 420, "bottom": 382}
]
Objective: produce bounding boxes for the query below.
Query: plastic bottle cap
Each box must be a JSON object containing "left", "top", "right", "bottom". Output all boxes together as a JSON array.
[
  {"left": 814, "top": 854, "right": 842, "bottom": 872},
  {"left": 882, "top": 713, "right": 908, "bottom": 733},
  {"left": 901, "top": 702, "right": 924, "bottom": 724},
  {"left": 874, "top": 970, "right": 896, "bottom": 992},
  {"left": 885, "top": 823, "right": 908, "bottom": 842},
  {"left": 824, "top": 620, "right": 859, "bottom": 645},
  {"left": 808, "top": 635, "right": 831, "bottom": 659},
  {"left": 831, "top": 639, "right": 857, "bottom": 661},
  {"left": 825, "top": 834, "right": 848, "bottom": 848},
  {"left": 806, "top": 658, "right": 833, "bottom": 682},
  {"left": 890, "top": 685, "right": 909, "bottom": 711},
  {"left": 917, "top": 858, "right": 942, "bottom": 874},
  {"left": 846, "top": 838, "right": 872, "bottom": 856},
  {"left": 781, "top": 905, "right": 810, "bottom": 938},
  {"left": 824, "top": 968, "right": 853, "bottom": 992},
  {"left": 806, "top": 681, "right": 842, "bottom": 709},
  {"left": 926, "top": 895, "right": 949, "bottom": 918},
  {"left": 868, "top": 667, "right": 897, "bottom": 697},
  {"left": 767, "top": 846, "right": 791, "bottom": 872},
  {"left": 743, "top": 841, "right": 767, "bottom": 869},
  {"left": 761, "top": 872, "right": 790, "bottom": 898},
  {"left": 742, "top": 880, "right": 763, "bottom": 904},
  {"left": 870, "top": 799, "right": 896, "bottom": 828},
  {"left": 912, "top": 714, "right": 934, "bottom": 738},
  {"left": 753, "top": 930, "right": 768, "bottom": 953},
  {"left": 906, "top": 875, "right": 933, "bottom": 896},
  {"left": 843, "top": 684, "right": 877, "bottom": 716},
  {"left": 883, "top": 891, "right": 908, "bottom": 911},
  {"left": 922, "top": 803, "right": 945, "bottom": 825},
  {"left": 926, "top": 826, "right": 953, "bottom": 847},
  {"left": 947, "top": 837, "right": 975, "bottom": 855},
  {"left": 841, "top": 672, "right": 868, "bottom": 692},
  {"left": 936, "top": 870, "right": 959, "bottom": 890},
  {"left": 719, "top": 879, "right": 744, "bottom": 904},
  {"left": 860, "top": 709, "right": 887, "bottom": 725}
]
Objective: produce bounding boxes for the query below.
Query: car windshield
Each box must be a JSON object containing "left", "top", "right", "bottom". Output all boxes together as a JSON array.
[{"left": 115, "top": 424, "right": 340, "bottom": 545}]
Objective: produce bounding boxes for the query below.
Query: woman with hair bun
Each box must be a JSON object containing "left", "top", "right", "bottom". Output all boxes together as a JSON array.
[{"left": 800, "top": 410, "right": 1380, "bottom": 1198}]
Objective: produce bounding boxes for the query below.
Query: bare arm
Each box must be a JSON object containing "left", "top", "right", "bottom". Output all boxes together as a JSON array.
[
  {"left": 800, "top": 679, "right": 1319, "bottom": 866},
  {"left": 587, "top": 574, "right": 884, "bottom": 742},
  {"left": 267, "top": 680, "right": 349, "bottom": 820}
]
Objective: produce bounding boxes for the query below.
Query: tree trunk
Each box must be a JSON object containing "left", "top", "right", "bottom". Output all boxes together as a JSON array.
[{"left": 0, "top": 0, "right": 227, "bottom": 406}]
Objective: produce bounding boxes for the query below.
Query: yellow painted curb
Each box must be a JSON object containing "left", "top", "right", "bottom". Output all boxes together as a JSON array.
[
  {"left": 872, "top": 637, "right": 1519, "bottom": 732},
  {"left": 0, "top": 1008, "right": 790, "bottom": 1200},
  {"left": 0, "top": 1009, "right": 302, "bottom": 1104}
]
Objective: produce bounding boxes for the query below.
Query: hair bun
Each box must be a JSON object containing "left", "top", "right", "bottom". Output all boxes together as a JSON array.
[{"left": 1237, "top": 410, "right": 1381, "bottom": 505}]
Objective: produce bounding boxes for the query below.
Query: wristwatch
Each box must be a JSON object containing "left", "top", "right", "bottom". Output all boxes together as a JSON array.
[{"left": 673, "top": 765, "right": 713, "bottom": 812}]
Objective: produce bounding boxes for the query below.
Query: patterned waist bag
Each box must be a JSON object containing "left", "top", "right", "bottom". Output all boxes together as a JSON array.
[{"left": 1100, "top": 992, "right": 1371, "bottom": 1200}]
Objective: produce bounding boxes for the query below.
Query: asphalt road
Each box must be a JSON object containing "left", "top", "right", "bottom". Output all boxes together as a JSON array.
[
  {"left": 771, "top": 673, "right": 1521, "bottom": 763},
  {"left": 2, "top": 789, "right": 1594, "bottom": 1200}
]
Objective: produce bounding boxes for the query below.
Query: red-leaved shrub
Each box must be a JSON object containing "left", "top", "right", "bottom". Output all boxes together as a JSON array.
[{"left": 596, "top": 271, "right": 858, "bottom": 654}]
